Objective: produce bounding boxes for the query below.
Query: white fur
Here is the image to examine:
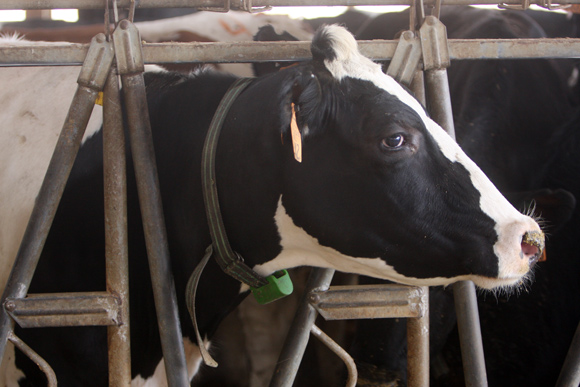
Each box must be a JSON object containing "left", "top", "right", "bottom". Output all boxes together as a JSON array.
[
  {"left": 317, "top": 25, "right": 541, "bottom": 285},
  {"left": 254, "top": 200, "right": 525, "bottom": 290}
]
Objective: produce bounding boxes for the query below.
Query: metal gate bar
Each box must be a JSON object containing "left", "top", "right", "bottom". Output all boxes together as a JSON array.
[
  {"left": 3, "top": 38, "right": 580, "bottom": 66},
  {"left": 4, "top": 0, "right": 580, "bottom": 9},
  {"left": 103, "top": 66, "right": 132, "bottom": 386},
  {"left": 555, "top": 320, "right": 580, "bottom": 387}
]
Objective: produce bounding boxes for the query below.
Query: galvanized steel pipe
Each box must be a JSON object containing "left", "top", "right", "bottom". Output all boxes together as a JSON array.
[
  {"left": 453, "top": 281, "right": 488, "bottom": 387},
  {"left": 103, "top": 67, "right": 132, "bottom": 387},
  {"left": 3, "top": 39, "right": 580, "bottom": 67},
  {"left": 555, "top": 321, "right": 580, "bottom": 387},
  {"left": 406, "top": 286, "right": 429, "bottom": 387}
]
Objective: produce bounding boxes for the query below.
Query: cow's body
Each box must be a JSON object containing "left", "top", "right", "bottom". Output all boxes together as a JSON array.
[{"left": 1, "top": 26, "right": 542, "bottom": 386}]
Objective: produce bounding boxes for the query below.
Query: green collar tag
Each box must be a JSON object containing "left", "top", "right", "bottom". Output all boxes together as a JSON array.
[{"left": 251, "top": 270, "right": 294, "bottom": 305}]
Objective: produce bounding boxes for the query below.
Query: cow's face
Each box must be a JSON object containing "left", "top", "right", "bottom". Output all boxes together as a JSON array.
[{"left": 255, "top": 25, "right": 543, "bottom": 290}]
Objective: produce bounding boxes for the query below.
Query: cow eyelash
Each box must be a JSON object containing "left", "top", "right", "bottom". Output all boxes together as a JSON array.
[{"left": 381, "top": 133, "right": 406, "bottom": 149}]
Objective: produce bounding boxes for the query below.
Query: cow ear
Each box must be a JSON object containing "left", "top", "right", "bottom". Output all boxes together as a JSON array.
[{"left": 280, "top": 69, "right": 323, "bottom": 140}]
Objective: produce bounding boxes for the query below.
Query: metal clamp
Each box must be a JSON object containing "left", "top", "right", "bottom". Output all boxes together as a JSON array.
[
  {"left": 498, "top": 0, "right": 570, "bottom": 9},
  {"left": 498, "top": 0, "right": 531, "bottom": 10},
  {"left": 199, "top": 0, "right": 271, "bottom": 13},
  {"left": 387, "top": 30, "right": 423, "bottom": 86},
  {"left": 198, "top": 0, "right": 231, "bottom": 13},
  {"left": 239, "top": 0, "right": 272, "bottom": 13},
  {"left": 419, "top": 15, "right": 450, "bottom": 71},
  {"left": 112, "top": 20, "right": 144, "bottom": 75}
]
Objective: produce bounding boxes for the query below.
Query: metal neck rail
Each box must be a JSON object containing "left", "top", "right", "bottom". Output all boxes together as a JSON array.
[
  {"left": 3, "top": 38, "right": 580, "bottom": 66},
  {"left": 2, "top": 0, "right": 580, "bottom": 8}
]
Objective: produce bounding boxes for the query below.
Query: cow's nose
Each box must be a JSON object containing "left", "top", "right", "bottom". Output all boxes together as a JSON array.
[{"left": 521, "top": 230, "right": 545, "bottom": 267}]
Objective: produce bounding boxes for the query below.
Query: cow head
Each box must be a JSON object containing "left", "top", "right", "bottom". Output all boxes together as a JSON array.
[{"left": 250, "top": 25, "right": 543, "bottom": 290}]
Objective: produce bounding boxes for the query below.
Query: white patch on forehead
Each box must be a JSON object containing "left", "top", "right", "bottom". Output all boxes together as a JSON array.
[
  {"left": 250, "top": 199, "right": 512, "bottom": 289},
  {"left": 130, "top": 338, "right": 203, "bottom": 387}
]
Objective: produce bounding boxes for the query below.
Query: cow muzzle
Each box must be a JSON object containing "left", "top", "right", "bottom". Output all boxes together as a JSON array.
[{"left": 521, "top": 230, "right": 545, "bottom": 267}]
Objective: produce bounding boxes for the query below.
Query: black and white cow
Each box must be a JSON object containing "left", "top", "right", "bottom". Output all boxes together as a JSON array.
[
  {"left": 345, "top": 7, "right": 577, "bottom": 386},
  {"left": 1, "top": 25, "right": 543, "bottom": 386}
]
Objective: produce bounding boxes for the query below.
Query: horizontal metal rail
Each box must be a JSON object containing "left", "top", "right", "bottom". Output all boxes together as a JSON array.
[
  {"left": 309, "top": 284, "right": 426, "bottom": 320},
  {"left": 1, "top": 38, "right": 580, "bottom": 67},
  {"left": 2, "top": 0, "right": 580, "bottom": 8},
  {"left": 5, "top": 292, "right": 122, "bottom": 328}
]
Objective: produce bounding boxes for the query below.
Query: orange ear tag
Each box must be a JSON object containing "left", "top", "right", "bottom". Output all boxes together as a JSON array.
[{"left": 290, "top": 103, "right": 302, "bottom": 163}]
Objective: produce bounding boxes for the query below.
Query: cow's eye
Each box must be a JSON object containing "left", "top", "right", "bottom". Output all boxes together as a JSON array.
[{"left": 382, "top": 134, "right": 405, "bottom": 149}]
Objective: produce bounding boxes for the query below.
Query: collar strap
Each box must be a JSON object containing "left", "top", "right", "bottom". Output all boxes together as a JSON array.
[{"left": 201, "top": 77, "right": 269, "bottom": 288}]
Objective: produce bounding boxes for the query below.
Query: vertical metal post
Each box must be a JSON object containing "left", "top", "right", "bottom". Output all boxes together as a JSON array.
[
  {"left": 103, "top": 67, "right": 132, "bottom": 386},
  {"left": 452, "top": 281, "right": 488, "bottom": 387},
  {"left": 555, "top": 320, "right": 580, "bottom": 387},
  {"left": 113, "top": 20, "right": 189, "bottom": 387},
  {"left": 269, "top": 268, "right": 335, "bottom": 387},
  {"left": 420, "top": 15, "right": 487, "bottom": 387},
  {"left": 407, "top": 286, "right": 429, "bottom": 387},
  {"left": 0, "top": 34, "right": 114, "bottom": 368},
  {"left": 423, "top": 69, "right": 456, "bottom": 138}
]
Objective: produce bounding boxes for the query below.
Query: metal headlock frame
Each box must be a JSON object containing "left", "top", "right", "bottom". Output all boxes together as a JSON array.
[{"left": 0, "top": 1, "right": 579, "bottom": 387}]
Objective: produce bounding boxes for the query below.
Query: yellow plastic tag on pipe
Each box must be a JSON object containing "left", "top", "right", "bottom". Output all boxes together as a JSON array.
[{"left": 95, "top": 92, "right": 104, "bottom": 106}]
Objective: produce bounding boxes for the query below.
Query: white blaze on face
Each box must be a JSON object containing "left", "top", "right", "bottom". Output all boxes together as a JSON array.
[
  {"left": 260, "top": 25, "right": 542, "bottom": 288},
  {"left": 254, "top": 200, "right": 481, "bottom": 288}
]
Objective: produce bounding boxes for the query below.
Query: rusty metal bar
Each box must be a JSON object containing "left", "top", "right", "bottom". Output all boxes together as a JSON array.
[
  {"left": 0, "top": 34, "right": 114, "bottom": 368},
  {"left": 3, "top": 38, "right": 580, "bottom": 67},
  {"left": 555, "top": 320, "right": 580, "bottom": 387},
  {"left": 406, "top": 286, "right": 429, "bottom": 387},
  {"left": 8, "top": 332, "right": 57, "bottom": 387},
  {"left": 269, "top": 268, "right": 335, "bottom": 387},
  {"left": 113, "top": 20, "right": 189, "bottom": 387},
  {"left": 103, "top": 67, "right": 132, "bottom": 387},
  {"left": 3, "top": 0, "right": 580, "bottom": 8},
  {"left": 310, "top": 284, "right": 425, "bottom": 320},
  {"left": 310, "top": 324, "right": 358, "bottom": 387},
  {"left": 4, "top": 292, "right": 121, "bottom": 328}
]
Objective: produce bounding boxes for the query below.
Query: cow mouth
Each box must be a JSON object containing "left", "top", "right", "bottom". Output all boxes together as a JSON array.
[{"left": 521, "top": 230, "right": 545, "bottom": 266}]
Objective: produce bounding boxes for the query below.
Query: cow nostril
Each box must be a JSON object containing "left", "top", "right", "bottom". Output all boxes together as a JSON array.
[{"left": 521, "top": 230, "right": 545, "bottom": 267}]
